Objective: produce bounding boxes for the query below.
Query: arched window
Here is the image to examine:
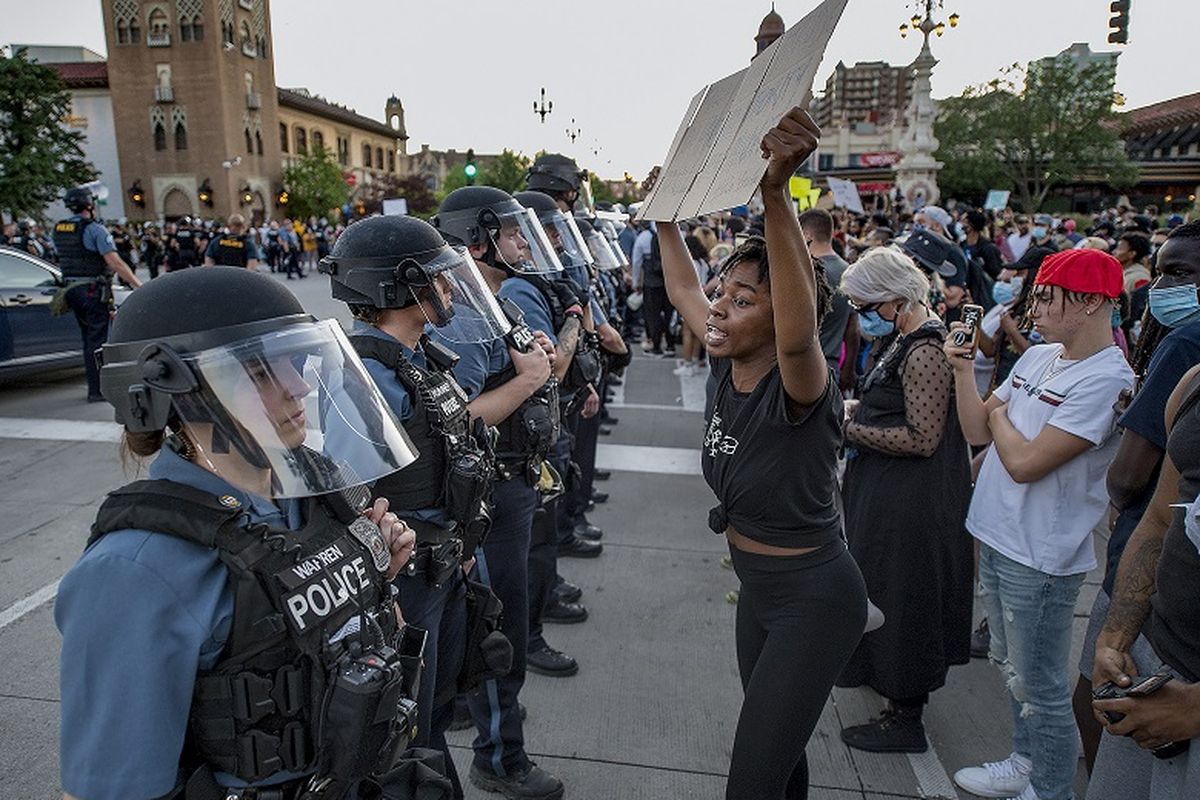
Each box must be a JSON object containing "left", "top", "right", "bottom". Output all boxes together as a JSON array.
[
  {"left": 149, "top": 8, "right": 169, "bottom": 36},
  {"left": 174, "top": 121, "right": 188, "bottom": 150},
  {"left": 129, "top": 18, "right": 141, "bottom": 41},
  {"left": 312, "top": 130, "right": 324, "bottom": 153},
  {"left": 192, "top": 15, "right": 203, "bottom": 40},
  {"left": 279, "top": 122, "right": 288, "bottom": 153},
  {"left": 387, "top": 150, "right": 395, "bottom": 172},
  {"left": 154, "top": 122, "right": 167, "bottom": 151},
  {"left": 295, "top": 127, "right": 307, "bottom": 155},
  {"left": 117, "top": 20, "right": 129, "bottom": 44},
  {"left": 239, "top": 21, "right": 252, "bottom": 54},
  {"left": 223, "top": 21, "right": 234, "bottom": 44},
  {"left": 245, "top": 128, "right": 253, "bottom": 154},
  {"left": 375, "top": 148, "right": 383, "bottom": 170},
  {"left": 255, "top": 130, "right": 263, "bottom": 155},
  {"left": 180, "top": 17, "right": 192, "bottom": 40},
  {"left": 362, "top": 143, "right": 372, "bottom": 168}
]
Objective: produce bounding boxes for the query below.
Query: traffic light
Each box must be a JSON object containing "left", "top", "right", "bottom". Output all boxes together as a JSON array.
[
  {"left": 464, "top": 149, "right": 477, "bottom": 185},
  {"left": 1108, "top": 0, "right": 1130, "bottom": 44}
]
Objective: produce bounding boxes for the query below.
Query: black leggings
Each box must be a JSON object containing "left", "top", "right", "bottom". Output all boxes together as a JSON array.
[{"left": 728, "top": 542, "right": 866, "bottom": 800}]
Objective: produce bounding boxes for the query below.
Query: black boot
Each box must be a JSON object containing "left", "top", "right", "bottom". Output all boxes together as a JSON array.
[
  {"left": 469, "top": 762, "right": 564, "bottom": 800},
  {"left": 840, "top": 706, "right": 928, "bottom": 754}
]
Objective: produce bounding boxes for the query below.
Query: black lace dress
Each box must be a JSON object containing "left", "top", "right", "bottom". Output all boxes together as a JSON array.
[{"left": 836, "top": 321, "right": 974, "bottom": 700}]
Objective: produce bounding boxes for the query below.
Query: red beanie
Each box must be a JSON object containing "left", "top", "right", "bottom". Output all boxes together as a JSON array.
[{"left": 1033, "top": 249, "right": 1123, "bottom": 299}]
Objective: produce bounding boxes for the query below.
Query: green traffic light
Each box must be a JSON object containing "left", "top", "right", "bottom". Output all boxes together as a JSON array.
[{"left": 464, "top": 164, "right": 477, "bottom": 177}]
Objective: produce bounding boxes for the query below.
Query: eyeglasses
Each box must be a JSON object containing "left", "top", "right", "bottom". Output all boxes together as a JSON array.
[{"left": 848, "top": 299, "right": 883, "bottom": 314}]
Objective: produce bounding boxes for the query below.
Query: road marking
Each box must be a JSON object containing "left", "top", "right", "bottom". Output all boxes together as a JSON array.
[
  {"left": 595, "top": 443, "right": 702, "bottom": 476},
  {"left": 606, "top": 401, "right": 700, "bottom": 412},
  {"left": 679, "top": 370, "right": 708, "bottom": 412},
  {"left": 0, "top": 418, "right": 121, "bottom": 443},
  {"left": 908, "top": 745, "right": 958, "bottom": 799},
  {"left": 0, "top": 579, "right": 61, "bottom": 632}
]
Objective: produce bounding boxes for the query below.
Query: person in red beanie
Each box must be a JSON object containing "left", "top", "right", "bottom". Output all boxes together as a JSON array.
[{"left": 943, "top": 248, "right": 1134, "bottom": 800}]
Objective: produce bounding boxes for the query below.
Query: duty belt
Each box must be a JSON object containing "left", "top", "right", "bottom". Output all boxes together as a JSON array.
[{"left": 398, "top": 518, "right": 464, "bottom": 584}]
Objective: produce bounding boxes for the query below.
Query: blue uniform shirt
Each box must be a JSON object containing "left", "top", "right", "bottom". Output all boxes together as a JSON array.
[
  {"left": 430, "top": 317, "right": 510, "bottom": 401},
  {"left": 564, "top": 262, "right": 607, "bottom": 326},
  {"left": 56, "top": 447, "right": 301, "bottom": 800},
  {"left": 72, "top": 214, "right": 117, "bottom": 255},
  {"left": 499, "top": 278, "right": 557, "bottom": 345},
  {"left": 350, "top": 321, "right": 445, "bottom": 528}
]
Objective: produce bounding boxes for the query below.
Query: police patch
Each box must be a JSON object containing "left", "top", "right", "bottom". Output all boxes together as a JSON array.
[{"left": 276, "top": 535, "right": 372, "bottom": 633}]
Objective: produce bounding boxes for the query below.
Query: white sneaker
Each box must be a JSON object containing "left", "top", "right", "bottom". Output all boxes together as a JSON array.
[{"left": 953, "top": 752, "right": 1032, "bottom": 798}]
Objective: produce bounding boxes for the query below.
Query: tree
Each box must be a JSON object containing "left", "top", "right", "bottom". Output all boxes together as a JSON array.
[
  {"left": 281, "top": 145, "right": 351, "bottom": 221},
  {"left": 0, "top": 49, "right": 96, "bottom": 221},
  {"left": 478, "top": 149, "right": 531, "bottom": 194},
  {"left": 934, "top": 55, "right": 1136, "bottom": 212},
  {"left": 589, "top": 174, "right": 616, "bottom": 206}
]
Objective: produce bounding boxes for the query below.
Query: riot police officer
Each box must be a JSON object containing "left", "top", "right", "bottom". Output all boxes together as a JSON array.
[
  {"left": 320, "top": 215, "right": 508, "bottom": 799},
  {"left": 431, "top": 187, "right": 568, "bottom": 799},
  {"left": 52, "top": 187, "right": 141, "bottom": 402},
  {"left": 434, "top": 186, "right": 599, "bottom": 684},
  {"left": 204, "top": 213, "right": 262, "bottom": 269},
  {"left": 170, "top": 215, "right": 200, "bottom": 270},
  {"left": 56, "top": 266, "right": 454, "bottom": 800}
]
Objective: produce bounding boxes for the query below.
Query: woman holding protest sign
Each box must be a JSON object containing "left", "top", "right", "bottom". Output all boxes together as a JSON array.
[{"left": 652, "top": 107, "right": 866, "bottom": 800}]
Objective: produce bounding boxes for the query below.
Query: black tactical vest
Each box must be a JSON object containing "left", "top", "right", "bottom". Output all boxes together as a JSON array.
[
  {"left": 88, "top": 478, "right": 420, "bottom": 789},
  {"left": 175, "top": 228, "right": 198, "bottom": 252},
  {"left": 349, "top": 334, "right": 488, "bottom": 533},
  {"left": 212, "top": 234, "right": 250, "bottom": 267},
  {"left": 53, "top": 217, "right": 107, "bottom": 279},
  {"left": 482, "top": 321, "right": 560, "bottom": 468}
]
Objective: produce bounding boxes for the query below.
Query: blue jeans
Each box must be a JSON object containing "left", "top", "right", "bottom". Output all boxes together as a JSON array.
[{"left": 979, "top": 544, "right": 1086, "bottom": 800}]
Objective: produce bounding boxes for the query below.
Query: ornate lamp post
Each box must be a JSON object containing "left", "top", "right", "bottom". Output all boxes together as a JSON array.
[
  {"left": 533, "top": 88, "right": 553, "bottom": 123},
  {"left": 894, "top": 1, "right": 958, "bottom": 209},
  {"left": 565, "top": 118, "right": 581, "bottom": 145}
]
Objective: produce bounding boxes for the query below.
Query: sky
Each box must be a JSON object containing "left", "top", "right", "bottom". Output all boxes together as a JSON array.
[{"left": 4, "top": 0, "right": 1196, "bottom": 180}]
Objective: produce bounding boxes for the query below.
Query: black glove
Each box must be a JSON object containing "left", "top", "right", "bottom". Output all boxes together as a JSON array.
[{"left": 553, "top": 277, "right": 589, "bottom": 309}]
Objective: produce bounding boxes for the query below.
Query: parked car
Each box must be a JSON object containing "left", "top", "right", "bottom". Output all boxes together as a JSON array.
[{"left": 0, "top": 246, "right": 88, "bottom": 377}]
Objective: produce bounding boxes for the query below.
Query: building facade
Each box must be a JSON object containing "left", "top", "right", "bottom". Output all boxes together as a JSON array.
[
  {"left": 88, "top": 0, "right": 405, "bottom": 222},
  {"left": 812, "top": 60, "right": 913, "bottom": 130}
]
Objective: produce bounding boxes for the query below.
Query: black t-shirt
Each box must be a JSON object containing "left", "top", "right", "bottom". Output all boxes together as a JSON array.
[{"left": 701, "top": 359, "right": 843, "bottom": 547}]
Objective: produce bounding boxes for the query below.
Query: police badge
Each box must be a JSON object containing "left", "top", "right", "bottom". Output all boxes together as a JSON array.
[{"left": 348, "top": 516, "right": 391, "bottom": 574}]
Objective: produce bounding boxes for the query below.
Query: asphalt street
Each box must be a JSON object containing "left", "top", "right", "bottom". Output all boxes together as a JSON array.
[{"left": 0, "top": 269, "right": 1098, "bottom": 799}]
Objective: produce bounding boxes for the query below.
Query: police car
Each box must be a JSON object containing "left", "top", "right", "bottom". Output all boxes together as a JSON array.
[{"left": 0, "top": 245, "right": 128, "bottom": 378}]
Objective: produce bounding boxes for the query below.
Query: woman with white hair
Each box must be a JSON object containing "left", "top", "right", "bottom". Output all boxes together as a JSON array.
[{"left": 835, "top": 246, "right": 975, "bottom": 753}]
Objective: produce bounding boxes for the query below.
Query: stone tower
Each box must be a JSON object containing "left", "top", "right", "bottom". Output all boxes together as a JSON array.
[
  {"left": 385, "top": 95, "right": 407, "bottom": 156},
  {"left": 101, "top": 0, "right": 282, "bottom": 221},
  {"left": 754, "top": 5, "right": 785, "bottom": 59}
]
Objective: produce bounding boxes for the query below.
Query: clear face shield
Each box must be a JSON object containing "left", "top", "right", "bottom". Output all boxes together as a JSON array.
[
  {"left": 594, "top": 219, "right": 630, "bottom": 270},
  {"left": 421, "top": 246, "right": 513, "bottom": 344},
  {"left": 491, "top": 207, "right": 564, "bottom": 275},
  {"left": 178, "top": 319, "right": 418, "bottom": 498},
  {"left": 538, "top": 211, "right": 593, "bottom": 271},
  {"left": 583, "top": 225, "right": 623, "bottom": 271}
]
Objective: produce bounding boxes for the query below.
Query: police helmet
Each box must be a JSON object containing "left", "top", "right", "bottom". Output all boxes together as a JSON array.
[
  {"left": 63, "top": 187, "right": 95, "bottom": 213},
  {"left": 513, "top": 191, "right": 593, "bottom": 270},
  {"left": 99, "top": 267, "right": 417, "bottom": 497},
  {"left": 434, "top": 187, "right": 564, "bottom": 275},
  {"left": 526, "top": 153, "right": 587, "bottom": 194}
]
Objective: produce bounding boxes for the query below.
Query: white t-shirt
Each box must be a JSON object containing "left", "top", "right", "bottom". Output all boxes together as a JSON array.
[{"left": 966, "top": 343, "right": 1134, "bottom": 576}]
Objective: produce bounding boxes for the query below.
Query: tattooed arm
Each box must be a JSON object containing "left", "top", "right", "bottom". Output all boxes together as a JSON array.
[
  {"left": 551, "top": 316, "right": 582, "bottom": 382},
  {"left": 1093, "top": 364, "right": 1200, "bottom": 690}
]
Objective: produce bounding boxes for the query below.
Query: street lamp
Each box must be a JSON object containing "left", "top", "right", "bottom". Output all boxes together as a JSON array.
[
  {"left": 566, "top": 118, "right": 580, "bottom": 145},
  {"left": 533, "top": 87, "right": 553, "bottom": 123},
  {"left": 899, "top": 1, "right": 959, "bottom": 43}
]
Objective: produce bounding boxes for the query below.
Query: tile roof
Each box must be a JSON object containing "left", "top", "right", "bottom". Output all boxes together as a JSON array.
[
  {"left": 48, "top": 61, "right": 109, "bottom": 89},
  {"left": 1121, "top": 92, "right": 1200, "bottom": 135},
  {"left": 277, "top": 88, "right": 405, "bottom": 141}
]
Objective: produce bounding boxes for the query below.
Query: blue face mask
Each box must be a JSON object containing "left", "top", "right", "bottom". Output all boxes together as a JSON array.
[
  {"left": 1032, "top": 226, "right": 1048, "bottom": 240},
  {"left": 1149, "top": 284, "right": 1200, "bottom": 328},
  {"left": 858, "top": 309, "right": 897, "bottom": 338},
  {"left": 992, "top": 276, "right": 1023, "bottom": 306}
]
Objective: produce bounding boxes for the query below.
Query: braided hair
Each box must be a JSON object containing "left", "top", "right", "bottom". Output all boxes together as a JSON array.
[{"left": 716, "top": 235, "right": 834, "bottom": 326}]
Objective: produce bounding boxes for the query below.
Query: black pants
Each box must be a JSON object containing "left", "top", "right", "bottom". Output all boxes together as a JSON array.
[
  {"left": 727, "top": 542, "right": 866, "bottom": 800},
  {"left": 65, "top": 282, "right": 110, "bottom": 399},
  {"left": 642, "top": 285, "right": 673, "bottom": 351},
  {"left": 468, "top": 477, "right": 539, "bottom": 776}
]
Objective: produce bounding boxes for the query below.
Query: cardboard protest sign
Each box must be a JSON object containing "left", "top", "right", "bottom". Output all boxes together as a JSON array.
[
  {"left": 640, "top": 0, "right": 848, "bottom": 221},
  {"left": 984, "top": 190, "right": 1011, "bottom": 211},
  {"left": 827, "top": 176, "right": 865, "bottom": 214}
]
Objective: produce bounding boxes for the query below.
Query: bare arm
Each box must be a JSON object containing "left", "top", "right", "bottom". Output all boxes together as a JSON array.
[
  {"left": 987, "top": 407, "right": 1094, "bottom": 484},
  {"left": 103, "top": 251, "right": 141, "bottom": 288},
  {"left": 759, "top": 108, "right": 827, "bottom": 407},
  {"left": 551, "top": 316, "right": 582, "bottom": 381},
  {"left": 656, "top": 221, "right": 710, "bottom": 342},
  {"left": 1107, "top": 428, "right": 1165, "bottom": 511},
  {"left": 838, "top": 308, "right": 861, "bottom": 392}
]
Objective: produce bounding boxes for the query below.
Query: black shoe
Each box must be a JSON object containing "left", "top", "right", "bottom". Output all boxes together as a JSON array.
[
  {"left": 607, "top": 376, "right": 623, "bottom": 386},
  {"left": 469, "top": 762, "right": 564, "bottom": 800},
  {"left": 594, "top": 469, "right": 611, "bottom": 481},
  {"left": 600, "top": 413, "right": 619, "bottom": 425},
  {"left": 526, "top": 644, "right": 578, "bottom": 677},
  {"left": 574, "top": 523, "right": 602, "bottom": 541},
  {"left": 554, "top": 579, "right": 583, "bottom": 604},
  {"left": 840, "top": 708, "right": 928, "bottom": 754},
  {"left": 591, "top": 490, "right": 609, "bottom": 504},
  {"left": 449, "top": 698, "right": 473, "bottom": 731},
  {"left": 663, "top": 347, "right": 677, "bottom": 357},
  {"left": 558, "top": 535, "right": 602, "bottom": 558},
  {"left": 599, "top": 425, "right": 612, "bottom": 435},
  {"left": 86, "top": 394, "right": 105, "bottom": 403},
  {"left": 584, "top": 500, "right": 596, "bottom": 513},
  {"left": 970, "top": 617, "right": 991, "bottom": 659},
  {"left": 544, "top": 600, "right": 588, "bottom": 624}
]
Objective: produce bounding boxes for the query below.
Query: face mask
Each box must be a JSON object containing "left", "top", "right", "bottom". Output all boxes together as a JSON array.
[
  {"left": 1032, "top": 226, "right": 1048, "bottom": 240},
  {"left": 992, "top": 276, "right": 1023, "bottom": 305},
  {"left": 1149, "top": 284, "right": 1200, "bottom": 328},
  {"left": 858, "top": 309, "right": 896, "bottom": 338}
]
